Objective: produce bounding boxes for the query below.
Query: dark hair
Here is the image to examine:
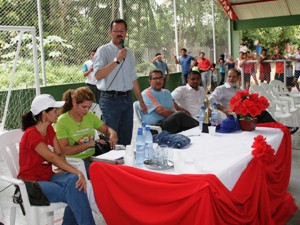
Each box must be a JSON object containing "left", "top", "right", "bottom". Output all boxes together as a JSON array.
[
  {"left": 61, "top": 87, "right": 94, "bottom": 113},
  {"left": 187, "top": 71, "right": 200, "bottom": 79},
  {"left": 149, "top": 69, "right": 163, "bottom": 80},
  {"left": 262, "top": 48, "right": 268, "bottom": 52},
  {"left": 220, "top": 54, "right": 225, "bottom": 58},
  {"left": 199, "top": 52, "right": 205, "bottom": 56},
  {"left": 181, "top": 48, "right": 187, "bottom": 52},
  {"left": 155, "top": 53, "right": 162, "bottom": 57},
  {"left": 91, "top": 48, "right": 97, "bottom": 53},
  {"left": 228, "top": 68, "right": 241, "bottom": 77},
  {"left": 21, "top": 107, "right": 54, "bottom": 131},
  {"left": 110, "top": 18, "right": 127, "bottom": 31},
  {"left": 212, "top": 63, "right": 216, "bottom": 68}
]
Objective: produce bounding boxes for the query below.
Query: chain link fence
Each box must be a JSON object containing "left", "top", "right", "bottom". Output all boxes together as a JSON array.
[{"left": 1, "top": 0, "right": 229, "bottom": 88}]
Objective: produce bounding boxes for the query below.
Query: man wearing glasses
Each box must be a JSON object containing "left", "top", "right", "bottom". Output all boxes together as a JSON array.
[
  {"left": 141, "top": 70, "right": 198, "bottom": 134},
  {"left": 93, "top": 18, "right": 147, "bottom": 146},
  {"left": 171, "top": 71, "right": 206, "bottom": 117}
]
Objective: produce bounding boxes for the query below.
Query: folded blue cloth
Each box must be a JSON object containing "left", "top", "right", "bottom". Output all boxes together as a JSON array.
[{"left": 152, "top": 131, "right": 191, "bottom": 149}]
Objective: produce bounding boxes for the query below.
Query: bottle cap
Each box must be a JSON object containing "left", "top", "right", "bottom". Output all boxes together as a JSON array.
[
  {"left": 142, "top": 121, "right": 146, "bottom": 127},
  {"left": 146, "top": 126, "right": 151, "bottom": 131}
]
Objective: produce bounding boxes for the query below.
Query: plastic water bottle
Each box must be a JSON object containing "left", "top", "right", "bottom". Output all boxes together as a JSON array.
[
  {"left": 141, "top": 121, "right": 147, "bottom": 138},
  {"left": 211, "top": 102, "right": 220, "bottom": 126},
  {"left": 199, "top": 105, "right": 206, "bottom": 132},
  {"left": 135, "top": 128, "right": 145, "bottom": 165},
  {"left": 144, "top": 126, "right": 153, "bottom": 160}
]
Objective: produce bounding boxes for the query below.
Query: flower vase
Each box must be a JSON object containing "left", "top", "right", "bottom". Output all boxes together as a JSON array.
[{"left": 238, "top": 118, "right": 257, "bottom": 131}]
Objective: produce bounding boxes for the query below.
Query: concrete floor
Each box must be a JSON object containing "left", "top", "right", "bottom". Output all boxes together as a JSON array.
[{"left": 1, "top": 119, "right": 300, "bottom": 224}]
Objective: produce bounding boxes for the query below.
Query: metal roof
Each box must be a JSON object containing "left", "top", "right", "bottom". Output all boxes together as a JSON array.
[{"left": 217, "top": 0, "right": 300, "bottom": 21}]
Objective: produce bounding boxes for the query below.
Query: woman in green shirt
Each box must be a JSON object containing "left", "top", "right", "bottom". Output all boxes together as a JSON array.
[{"left": 55, "top": 87, "right": 118, "bottom": 177}]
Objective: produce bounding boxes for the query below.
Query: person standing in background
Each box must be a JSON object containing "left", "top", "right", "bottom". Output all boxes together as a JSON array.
[
  {"left": 152, "top": 53, "right": 170, "bottom": 88},
  {"left": 289, "top": 47, "right": 300, "bottom": 92},
  {"left": 258, "top": 48, "right": 272, "bottom": 83},
  {"left": 93, "top": 18, "right": 147, "bottom": 146},
  {"left": 174, "top": 48, "right": 194, "bottom": 85},
  {"left": 272, "top": 51, "right": 286, "bottom": 83},
  {"left": 82, "top": 49, "right": 99, "bottom": 103},
  {"left": 218, "top": 54, "right": 226, "bottom": 85},
  {"left": 198, "top": 52, "right": 212, "bottom": 94}
]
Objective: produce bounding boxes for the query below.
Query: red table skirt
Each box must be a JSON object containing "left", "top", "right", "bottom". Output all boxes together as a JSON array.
[{"left": 90, "top": 122, "right": 297, "bottom": 225}]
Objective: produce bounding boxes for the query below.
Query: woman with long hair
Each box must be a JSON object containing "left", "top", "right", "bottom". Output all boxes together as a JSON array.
[
  {"left": 18, "top": 94, "right": 95, "bottom": 225},
  {"left": 55, "top": 87, "right": 118, "bottom": 177}
]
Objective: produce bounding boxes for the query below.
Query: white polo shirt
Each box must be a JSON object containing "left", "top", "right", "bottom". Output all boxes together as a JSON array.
[{"left": 171, "top": 84, "right": 206, "bottom": 117}]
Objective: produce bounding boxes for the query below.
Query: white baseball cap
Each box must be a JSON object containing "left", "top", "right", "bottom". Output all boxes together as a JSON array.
[{"left": 31, "top": 94, "right": 65, "bottom": 115}]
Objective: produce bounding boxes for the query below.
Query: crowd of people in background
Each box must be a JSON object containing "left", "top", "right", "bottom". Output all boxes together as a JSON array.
[{"left": 167, "top": 43, "right": 300, "bottom": 93}]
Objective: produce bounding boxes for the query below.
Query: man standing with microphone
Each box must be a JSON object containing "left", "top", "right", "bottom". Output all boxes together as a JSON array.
[{"left": 93, "top": 18, "right": 147, "bottom": 146}]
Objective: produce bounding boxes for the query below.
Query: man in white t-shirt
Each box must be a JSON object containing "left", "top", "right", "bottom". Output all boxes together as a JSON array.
[
  {"left": 289, "top": 47, "right": 300, "bottom": 92},
  {"left": 171, "top": 71, "right": 206, "bottom": 117},
  {"left": 82, "top": 49, "right": 100, "bottom": 102}
]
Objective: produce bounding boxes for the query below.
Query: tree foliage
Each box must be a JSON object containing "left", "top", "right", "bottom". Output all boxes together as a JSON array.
[{"left": 241, "top": 26, "right": 300, "bottom": 54}]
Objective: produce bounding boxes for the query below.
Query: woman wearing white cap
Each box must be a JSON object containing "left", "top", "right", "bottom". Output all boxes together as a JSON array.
[
  {"left": 55, "top": 87, "right": 118, "bottom": 178},
  {"left": 18, "top": 94, "right": 96, "bottom": 225}
]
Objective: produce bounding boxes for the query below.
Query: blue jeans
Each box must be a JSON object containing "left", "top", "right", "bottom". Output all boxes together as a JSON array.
[
  {"left": 39, "top": 173, "right": 95, "bottom": 225},
  {"left": 99, "top": 92, "right": 133, "bottom": 146}
]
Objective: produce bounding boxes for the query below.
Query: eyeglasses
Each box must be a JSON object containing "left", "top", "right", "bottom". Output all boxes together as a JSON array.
[
  {"left": 112, "top": 30, "right": 126, "bottom": 33},
  {"left": 151, "top": 77, "right": 164, "bottom": 81}
]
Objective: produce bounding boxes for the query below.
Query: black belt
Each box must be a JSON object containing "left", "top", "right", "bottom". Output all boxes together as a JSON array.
[{"left": 101, "top": 90, "right": 131, "bottom": 96}]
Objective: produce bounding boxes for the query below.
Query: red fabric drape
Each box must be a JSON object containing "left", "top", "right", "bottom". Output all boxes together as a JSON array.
[{"left": 90, "top": 122, "right": 297, "bottom": 225}]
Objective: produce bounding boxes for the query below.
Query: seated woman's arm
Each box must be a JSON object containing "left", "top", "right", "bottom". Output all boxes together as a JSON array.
[
  {"left": 97, "top": 124, "right": 118, "bottom": 149},
  {"left": 57, "top": 138, "right": 95, "bottom": 156},
  {"left": 35, "top": 140, "right": 87, "bottom": 192}
]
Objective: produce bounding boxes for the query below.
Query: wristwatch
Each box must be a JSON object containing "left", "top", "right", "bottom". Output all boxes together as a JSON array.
[{"left": 113, "top": 57, "right": 120, "bottom": 64}]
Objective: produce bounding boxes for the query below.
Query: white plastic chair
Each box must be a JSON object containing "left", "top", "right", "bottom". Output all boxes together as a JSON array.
[
  {"left": 249, "top": 85, "right": 294, "bottom": 126},
  {"left": 260, "top": 82, "right": 300, "bottom": 111},
  {"left": 269, "top": 80, "right": 300, "bottom": 105},
  {"left": 0, "top": 129, "right": 67, "bottom": 225},
  {"left": 133, "top": 101, "right": 162, "bottom": 133}
]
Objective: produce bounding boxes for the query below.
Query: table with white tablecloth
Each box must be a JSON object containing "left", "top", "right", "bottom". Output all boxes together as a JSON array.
[{"left": 90, "top": 122, "right": 297, "bottom": 225}]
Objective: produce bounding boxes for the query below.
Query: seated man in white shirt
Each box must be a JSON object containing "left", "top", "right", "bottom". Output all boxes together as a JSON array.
[
  {"left": 209, "top": 68, "right": 241, "bottom": 116},
  {"left": 141, "top": 70, "right": 198, "bottom": 134},
  {"left": 171, "top": 71, "right": 206, "bottom": 117},
  {"left": 209, "top": 69, "right": 298, "bottom": 133}
]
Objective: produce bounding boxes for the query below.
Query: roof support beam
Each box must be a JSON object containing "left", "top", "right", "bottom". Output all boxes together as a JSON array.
[
  {"left": 233, "top": 14, "right": 300, "bottom": 30},
  {"left": 216, "top": 0, "right": 239, "bottom": 21}
]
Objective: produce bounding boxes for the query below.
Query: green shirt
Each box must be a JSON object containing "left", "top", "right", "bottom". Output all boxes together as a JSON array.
[{"left": 55, "top": 111, "right": 103, "bottom": 159}]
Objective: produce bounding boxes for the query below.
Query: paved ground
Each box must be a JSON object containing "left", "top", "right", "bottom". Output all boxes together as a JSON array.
[{"left": 1, "top": 116, "right": 299, "bottom": 225}]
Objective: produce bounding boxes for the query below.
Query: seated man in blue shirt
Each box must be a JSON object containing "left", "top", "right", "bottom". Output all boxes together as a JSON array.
[{"left": 141, "top": 69, "right": 198, "bottom": 133}]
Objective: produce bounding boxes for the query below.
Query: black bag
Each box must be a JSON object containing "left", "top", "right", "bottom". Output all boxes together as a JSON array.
[
  {"left": 13, "top": 181, "right": 50, "bottom": 215},
  {"left": 94, "top": 134, "right": 111, "bottom": 156}
]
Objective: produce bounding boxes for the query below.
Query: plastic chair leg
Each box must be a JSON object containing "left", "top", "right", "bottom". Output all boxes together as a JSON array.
[{"left": 9, "top": 207, "right": 16, "bottom": 225}]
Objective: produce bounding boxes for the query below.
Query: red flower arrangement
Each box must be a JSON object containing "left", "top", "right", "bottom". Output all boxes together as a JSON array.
[
  {"left": 229, "top": 90, "right": 269, "bottom": 120},
  {"left": 251, "top": 135, "right": 275, "bottom": 165}
]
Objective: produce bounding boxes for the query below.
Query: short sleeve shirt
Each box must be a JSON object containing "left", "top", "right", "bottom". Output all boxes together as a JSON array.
[
  {"left": 178, "top": 55, "right": 194, "bottom": 74},
  {"left": 141, "top": 88, "right": 174, "bottom": 125},
  {"left": 171, "top": 84, "right": 206, "bottom": 117},
  {"left": 55, "top": 111, "right": 103, "bottom": 159},
  {"left": 93, "top": 41, "right": 137, "bottom": 91},
  {"left": 291, "top": 52, "right": 300, "bottom": 70},
  {"left": 18, "top": 125, "right": 55, "bottom": 181},
  {"left": 82, "top": 59, "right": 97, "bottom": 85}
]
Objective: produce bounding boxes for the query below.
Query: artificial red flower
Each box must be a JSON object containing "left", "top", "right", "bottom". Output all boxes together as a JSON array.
[
  {"left": 251, "top": 135, "right": 275, "bottom": 164},
  {"left": 229, "top": 90, "right": 269, "bottom": 120}
]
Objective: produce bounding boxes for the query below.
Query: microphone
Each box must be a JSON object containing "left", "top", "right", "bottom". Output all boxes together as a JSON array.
[{"left": 120, "top": 39, "right": 125, "bottom": 48}]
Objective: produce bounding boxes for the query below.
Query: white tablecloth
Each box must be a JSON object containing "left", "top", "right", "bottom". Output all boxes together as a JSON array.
[{"left": 138, "top": 126, "right": 283, "bottom": 191}]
